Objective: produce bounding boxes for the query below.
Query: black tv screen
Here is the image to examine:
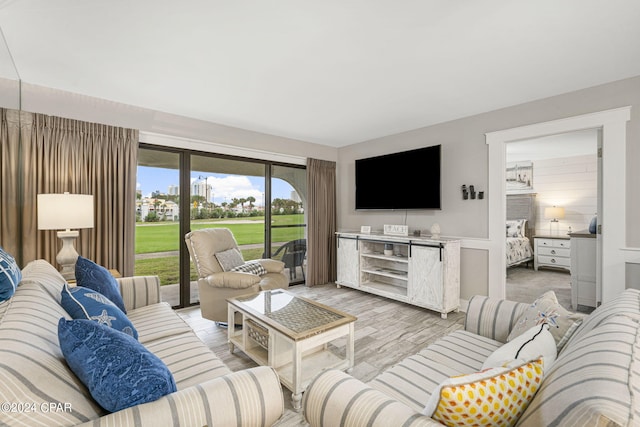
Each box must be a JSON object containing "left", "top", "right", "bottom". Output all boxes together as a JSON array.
[{"left": 355, "top": 145, "right": 441, "bottom": 210}]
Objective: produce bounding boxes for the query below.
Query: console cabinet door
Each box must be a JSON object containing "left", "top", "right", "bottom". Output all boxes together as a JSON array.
[
  {"left": 408, "top": 245, "right": 442, "bottom": 308},
  {"left": 337, "top": 237, "right": 359, "bottom": 287}
]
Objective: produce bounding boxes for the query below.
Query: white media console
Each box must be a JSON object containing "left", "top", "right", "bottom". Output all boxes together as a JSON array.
[{"left": 336, "top": 231, "right": 460, "bottom": 318}]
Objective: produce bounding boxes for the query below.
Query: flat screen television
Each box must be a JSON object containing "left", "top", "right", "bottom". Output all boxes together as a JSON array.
[{"left": 355, "top": 144, "right": 441, "bottom": 210}]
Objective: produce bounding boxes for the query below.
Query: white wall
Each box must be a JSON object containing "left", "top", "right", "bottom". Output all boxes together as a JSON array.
[
  {"left": 1, "top": 81, "right": 338, "bottom": 163},
  {"left": 531, "top": 154, "right": 598, "bottom": 236},
  {"left": 338, "top": 75, "right": 640, "bottom": 300}
]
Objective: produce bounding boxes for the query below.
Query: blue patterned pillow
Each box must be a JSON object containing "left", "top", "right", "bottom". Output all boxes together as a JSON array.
[
  {"left": 58, "top": 318, "right": 176, "bottom": 413},
  {"left": 61, "top": 284, "right": 138, "bottom": 339},
  {"left": 75, "top": 256, "right": 126, "bottom": 313},
  {"left": 0, "top": 246, "right": 22, "bottom": 302}
]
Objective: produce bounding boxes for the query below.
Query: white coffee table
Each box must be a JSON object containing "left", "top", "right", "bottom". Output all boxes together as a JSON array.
[{"left": 227, "top": 289, "right": 356, "bottom": 410}]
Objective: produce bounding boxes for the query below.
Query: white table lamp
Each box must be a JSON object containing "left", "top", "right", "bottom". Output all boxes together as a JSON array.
[
  {"left": 37, "top": 192, "right": 94, "bottom": 280},
  {"left": 544, "top": 206, "right": 565, "bottom": 236}
]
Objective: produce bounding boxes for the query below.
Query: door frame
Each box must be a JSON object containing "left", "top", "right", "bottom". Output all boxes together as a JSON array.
[{"left": 486, "top": 107, "right": 631, "bottom": 303}]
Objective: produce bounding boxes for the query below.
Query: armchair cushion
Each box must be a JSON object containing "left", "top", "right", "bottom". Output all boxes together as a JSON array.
[
  {"left": 258, "top": 258, "right": 286, "bottom": 273},
  {"left": 203, "top": 271, "right": 262, "bottom": 289},
  {"left": 215, "top": 248, "right": 244, "bottom": 271}
]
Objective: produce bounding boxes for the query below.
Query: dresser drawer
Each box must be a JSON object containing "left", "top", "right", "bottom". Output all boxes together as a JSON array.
[
  {"left": 537, "top": 247, "right": 570, "bottom": 258},
  {"left": 537, "top": 238, "right": 571, "bottom": 249},
  {"left": 537, "top": 255, "right": 571, "bottom": 268}
]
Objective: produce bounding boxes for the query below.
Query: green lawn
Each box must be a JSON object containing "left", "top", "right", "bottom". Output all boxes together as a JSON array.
[
  {"left": 135, "top": 214, "right": 304, "bottom": 254},
  {"left": 134, "top": 214, "right": 304, "bottom": 285}
]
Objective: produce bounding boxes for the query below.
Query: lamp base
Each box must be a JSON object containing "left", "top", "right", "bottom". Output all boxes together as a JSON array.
[{"left": 56, "top": 230, "right": 80, "bottom": 281}]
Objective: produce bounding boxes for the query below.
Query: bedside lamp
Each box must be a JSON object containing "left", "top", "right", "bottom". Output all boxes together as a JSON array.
[
  {"left": 544, "top": 206, "right": 565, "bottom": 236},
  {"left": 37, "top": 192, "right": 94, "bottom": 280}
]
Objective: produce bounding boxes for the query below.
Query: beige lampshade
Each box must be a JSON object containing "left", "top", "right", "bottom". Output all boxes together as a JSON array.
[
  {"left": 37, "top": 193, "right": 94, "bottom": 230},
  {"left": 544, "top": 206, "right": 565, "bottom": 221}
]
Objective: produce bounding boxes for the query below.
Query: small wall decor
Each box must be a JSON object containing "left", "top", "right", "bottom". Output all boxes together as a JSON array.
[
  {"left": 506, "top": 161, "right": 533, "bottom": 192},
  {"left": 462, "top": 185, "right": 484, "bottom": 200}
]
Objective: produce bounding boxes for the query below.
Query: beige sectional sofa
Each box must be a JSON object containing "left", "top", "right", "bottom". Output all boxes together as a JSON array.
[
  {"left": 0, "top": 259, "right": 284, "bottom": 427},
  {"left": 304, "top": 289, "right": 640, "bottom": 426}
]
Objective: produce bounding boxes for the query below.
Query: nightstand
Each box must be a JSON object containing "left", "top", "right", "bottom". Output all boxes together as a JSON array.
[{"left": 534, "top": 236, "right": 571, "bottom": 272}]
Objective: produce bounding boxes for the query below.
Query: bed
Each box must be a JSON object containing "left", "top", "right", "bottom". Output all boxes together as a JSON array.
[{"left": 506, "top": 194, "right": 536, "bottom": 268}]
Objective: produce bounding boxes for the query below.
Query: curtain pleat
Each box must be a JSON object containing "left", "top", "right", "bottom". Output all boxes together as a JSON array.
[
  {"left": 0, "top": 110, "right": 22, "bottom": 260},
  {"left": 0, "top": 108, "right": 137, "bottom": 276},
  {"left": 306, "top": 158, "right": 337, "bottom": 286}
]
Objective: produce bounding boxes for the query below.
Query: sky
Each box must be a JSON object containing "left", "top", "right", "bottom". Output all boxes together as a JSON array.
[{"left": 136, "top": 166, "right": 295, "bottom": 206}]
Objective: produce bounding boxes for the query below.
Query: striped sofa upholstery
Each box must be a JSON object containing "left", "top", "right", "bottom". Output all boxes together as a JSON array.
[
  {"left": 0, "top": 260, "right": 284, "bottom": 427},
  {"left": 304, "top": 291, "right": 640, "bottom": 427}
]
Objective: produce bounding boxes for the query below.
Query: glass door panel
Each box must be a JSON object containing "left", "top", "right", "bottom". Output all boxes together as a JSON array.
[
  {"left": 270, "top": 165, "right": 307, "bottom": 284},
  {"left": 190, "top": 155, "right": 267, "bottom": 300},
  {"left": 135, "top": 148, "right": 182, "bottom": 306}
]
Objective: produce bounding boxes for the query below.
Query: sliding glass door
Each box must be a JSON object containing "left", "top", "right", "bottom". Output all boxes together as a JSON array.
[
  {"left": 135, "top": 148, "right": 182, "bottom": 306},
  {"left": 190, "top": 154, "right": 267, "bottom": 266},
  {"left": 136, "top": 144, "right": 306, "bottom": 308},
  {"left": 270, "top": 165, "right": 307, "bottom": 284}
]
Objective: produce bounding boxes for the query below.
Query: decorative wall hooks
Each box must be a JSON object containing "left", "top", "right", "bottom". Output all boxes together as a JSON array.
[{"left": 462, "top": 185, "right": 484, "bottom": 200}]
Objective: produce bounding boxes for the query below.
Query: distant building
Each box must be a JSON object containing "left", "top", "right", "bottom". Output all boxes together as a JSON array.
[
  {"left": 168, "top": 184, "right": 179, "bottom": 196},
  {"left": 137, "top": 198, "right": 179, "bottom": 221},
  {"left": 290, "top": 190, "right": 301, "bottom": 203},
  {"left": 191, "top": 176, "right": 213, "bottom": 202}
]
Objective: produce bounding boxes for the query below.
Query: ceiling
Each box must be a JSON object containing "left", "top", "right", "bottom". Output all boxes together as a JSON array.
[{"left": 0, "top": 1, "right": 639, "bottom": 148}]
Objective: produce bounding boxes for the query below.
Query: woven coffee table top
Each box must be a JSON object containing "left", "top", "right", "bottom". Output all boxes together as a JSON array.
[{"left": 229, "top": 290, "right": 356, "bottom": 340}]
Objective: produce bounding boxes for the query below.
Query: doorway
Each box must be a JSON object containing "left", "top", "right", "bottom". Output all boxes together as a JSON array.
[
  {"left": 486, "top": 107, "right": 630, "bottom": 304},
  {"left": 504, "top": 129, "right": 599, "bottom": 311}
]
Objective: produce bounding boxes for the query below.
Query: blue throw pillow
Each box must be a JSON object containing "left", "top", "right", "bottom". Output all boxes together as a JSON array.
[
  {"left": 75, "top": 256, "right": 126, "bottom": 313},
  {"left": 58, "top": 318, "right": 176, "bottom": 413},
  {"left": 61, "top": 284, "right": 138, "bottom": 339},
  {"left": 0, "top": 246, "right": 22, "bottom": 302}
]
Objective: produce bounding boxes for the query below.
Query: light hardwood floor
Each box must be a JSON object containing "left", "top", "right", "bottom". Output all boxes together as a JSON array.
[{"left": 177, "top": 283, "right": 465, "bottom": 426}]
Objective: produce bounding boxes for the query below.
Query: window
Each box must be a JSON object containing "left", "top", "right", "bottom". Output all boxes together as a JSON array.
[{"left": 136, "top": 145, "right": 306, "bottom": 307}]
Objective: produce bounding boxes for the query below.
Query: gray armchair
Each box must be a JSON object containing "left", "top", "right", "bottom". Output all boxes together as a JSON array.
[{"left": 185, "top": 228, "right": 289, "bottom": 323}]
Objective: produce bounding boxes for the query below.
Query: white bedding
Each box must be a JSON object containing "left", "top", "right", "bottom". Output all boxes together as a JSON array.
[{"left": 506, "top": 236, "right": 533, "bottom": 267}]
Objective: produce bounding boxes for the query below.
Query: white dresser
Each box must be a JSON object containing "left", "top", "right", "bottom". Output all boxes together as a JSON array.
[{"left": 534, "top": 236, "right": 571, "bottom": 272}]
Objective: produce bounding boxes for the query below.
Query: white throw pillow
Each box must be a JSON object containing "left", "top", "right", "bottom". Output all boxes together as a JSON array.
[{"left": 482, "top": 323, "right": 556, "bottom": 373}]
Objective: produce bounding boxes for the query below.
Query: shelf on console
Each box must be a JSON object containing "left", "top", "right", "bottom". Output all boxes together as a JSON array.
[{"left": 361, "top": 252, "right": 409, "bottom": 263}]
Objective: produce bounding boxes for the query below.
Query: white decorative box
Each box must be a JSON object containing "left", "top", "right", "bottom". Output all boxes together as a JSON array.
[{"left": 383, "top": 224, "right": 409, "bottom": 236}]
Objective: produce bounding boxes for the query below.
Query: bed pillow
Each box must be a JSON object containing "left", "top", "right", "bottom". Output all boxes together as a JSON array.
[
  {"left": 506, "top": 219, "right": 527, "bottom": 238},
  {"left": 507, "top": 290, "right": 584, "bottom": 352},
  {"left": 423, "top": 358, "right": 544, "bottom": 426},
  {"left": 58, "top": 318, "right": 176, "bottom": 413},
  {"left": 215, "top": 248, "right": 244, "bottom": 271},
  {"left": 0, "top": 246, "right": 22, "bottom": 302},
  {"left": 482, "top": 323, "right": 556, "bottom": 374},
  {"left": 75, "top": 256, "right": 126, "bottom": 313},
  {"left": 61, "top": 284, "right": 137, "bottom": 339}
]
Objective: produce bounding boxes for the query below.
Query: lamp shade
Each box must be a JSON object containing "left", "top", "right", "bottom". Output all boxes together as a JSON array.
[
  {"left": 37, "top": 193, "right": 94, "bottom": 230},
  {"left": 544, "top": 206, "right": 565, "bottom": 220}
]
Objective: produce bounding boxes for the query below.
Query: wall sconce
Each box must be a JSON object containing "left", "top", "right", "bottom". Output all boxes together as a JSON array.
[
  {"left": 37, "top": 192, "right": 94, "bottom": 280},
  {"left": 544, "top": 206, "right": 565, "bottom": 236}
]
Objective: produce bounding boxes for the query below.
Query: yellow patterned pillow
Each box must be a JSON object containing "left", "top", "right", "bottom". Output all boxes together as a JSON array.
[{"left": 423, "top": 358, "right": 543, "bottom": 427}]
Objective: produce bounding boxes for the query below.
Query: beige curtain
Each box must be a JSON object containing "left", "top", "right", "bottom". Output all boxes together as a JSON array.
[
  {"left": 0, "top": 110, "right": 22, "bottom": 260},
  {"left": 0, "top": 108, "right": 138, "bottom": 276},
  {"left": 306, "top": 158, "right": 337, "bottom": 286}
]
